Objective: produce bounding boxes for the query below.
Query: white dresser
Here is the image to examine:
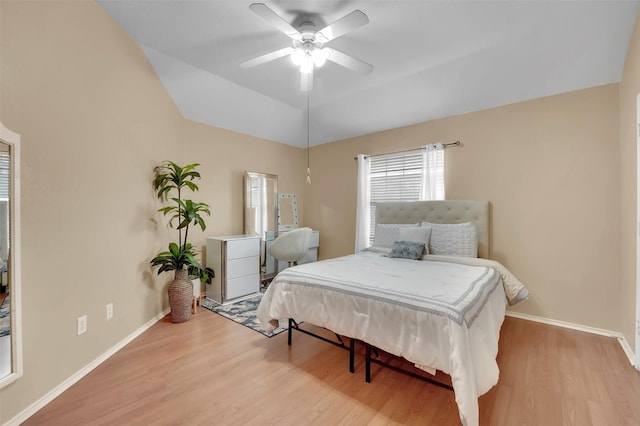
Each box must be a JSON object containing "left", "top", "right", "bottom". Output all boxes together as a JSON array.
[{"left": 206, "top": 235, "right": 260, "bottom": 304}]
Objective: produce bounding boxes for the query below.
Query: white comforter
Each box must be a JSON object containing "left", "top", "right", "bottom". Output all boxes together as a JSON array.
[{"left": 257, "top": 251, "right": 527, "bottom": 426}]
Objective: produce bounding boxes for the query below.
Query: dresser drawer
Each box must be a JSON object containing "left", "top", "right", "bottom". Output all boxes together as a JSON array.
[
  {"left": 226, "top": 255, "right": 259, "bottom": 280},
  {"left": 225, "top": 274, "right": 259, "bottom": 300},
  {"left": 226, "top": 238, "right": 260, "bottom": 259}
]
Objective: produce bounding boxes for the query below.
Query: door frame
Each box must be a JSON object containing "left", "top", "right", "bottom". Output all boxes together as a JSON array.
[{"left": 636, "top": 92, "right": 640, "bottom": 369}]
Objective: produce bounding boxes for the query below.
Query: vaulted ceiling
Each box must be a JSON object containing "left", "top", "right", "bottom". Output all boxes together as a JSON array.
[{"left": 97, "top": 1, "right": 640, "bottom": 148}]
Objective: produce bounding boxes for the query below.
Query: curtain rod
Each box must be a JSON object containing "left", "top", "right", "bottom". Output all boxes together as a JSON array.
[{"left": 353, "top": 141, "right": 461, "bottom": 160}]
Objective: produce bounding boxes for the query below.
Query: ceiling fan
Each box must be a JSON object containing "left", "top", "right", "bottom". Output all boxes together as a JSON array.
[{"left": 240, "top": 3, "right": 373, "bottom": 91}]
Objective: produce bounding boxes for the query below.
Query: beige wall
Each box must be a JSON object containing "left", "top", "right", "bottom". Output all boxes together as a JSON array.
[
  {"left": 619, "top": 12, "right": 640, "bottom": 353},
  {"left": 0, "top": 1, "right": 302, "bottom": 422},
  {"left": 180, "top": 120, "right": 306, "bottom": 248},
  {"left": 305, "top": 84, "right": 622, "bottom": 332},
  {"left": 1, "top": 0, "right": 637, "bottom": 423}
]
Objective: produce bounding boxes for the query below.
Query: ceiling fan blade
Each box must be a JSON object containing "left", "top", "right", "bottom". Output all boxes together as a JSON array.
[
  {"left": 327, "top": 49, "right": 373, "bottom": 75},
  {"left": 249, "top": 3, "right": 301, "bottom": 40},
  {"left": 317, "top": 10, "right": 369, "bottom": 42},
  {"left": 241, "top": 47, "right": 293, "bottom": 68},
  {"left": 301, "top": 70, "right": 313, "bottom": 92}
]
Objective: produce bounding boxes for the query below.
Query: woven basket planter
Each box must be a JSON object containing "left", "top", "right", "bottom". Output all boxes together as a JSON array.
[{"left": 168, "top": 270, "right": 193, "bottom": 323}]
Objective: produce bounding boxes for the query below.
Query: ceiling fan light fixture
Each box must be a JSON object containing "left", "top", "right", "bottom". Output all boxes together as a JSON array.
[
  {"left": 244, "top": 4, "right": 373, "bottom": 81},
  {"left": 311, "top": 47, "right": 330, "bottom": 67},
  {"left": 300, "top": 56, "right": 314, "bottom": 74},
  {"left": 291, "top": 47, "right": 305, "bottom": 65}
]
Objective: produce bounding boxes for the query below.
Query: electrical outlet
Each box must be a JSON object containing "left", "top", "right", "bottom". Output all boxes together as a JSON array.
[
  {"left": 77, "top": 315, "right": 87, "bottom": 335},
  {"left": 106, "top": 303, "right": 113, "bottom": 320}
]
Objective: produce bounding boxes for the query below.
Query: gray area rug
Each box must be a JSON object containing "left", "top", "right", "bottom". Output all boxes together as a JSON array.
[{"left": 201, "top": 293, "right": 288, "bottom": 337}]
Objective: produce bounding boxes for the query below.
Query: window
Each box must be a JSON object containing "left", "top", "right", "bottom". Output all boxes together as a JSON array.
[
  {"left": 369, "top": 150, "right": 423, "bottom": 242},
  {"left": 356, "top": 145, "right": 445, "bottom": 247}
]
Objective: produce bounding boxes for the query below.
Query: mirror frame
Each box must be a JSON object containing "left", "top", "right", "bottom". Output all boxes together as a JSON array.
[
  {"left": 0, "top": 122, "right": 22, "bottom": 388},
  {"left": 244, "top": 171, "right": 279, "bottom": 281},
  {"left": 277, "top": 193, "right": 298, "bottom": 231},
  {"left": 243, "top": 171, "right": 278, "bottom": 240}
]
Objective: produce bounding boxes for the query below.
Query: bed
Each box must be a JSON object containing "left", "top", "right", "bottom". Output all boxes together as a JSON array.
[{"left": 257, "top": 200, "right": 528, "bottom": 426}]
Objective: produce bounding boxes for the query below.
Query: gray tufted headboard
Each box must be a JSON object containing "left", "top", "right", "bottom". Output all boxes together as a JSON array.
[{"left": 375, "top": 200, "right": 490, "bottom": 259}]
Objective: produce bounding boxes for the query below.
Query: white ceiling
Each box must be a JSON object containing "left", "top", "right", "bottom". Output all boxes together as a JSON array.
[{"left": 97, "top": 0, "right": 640, "bottom": 148}]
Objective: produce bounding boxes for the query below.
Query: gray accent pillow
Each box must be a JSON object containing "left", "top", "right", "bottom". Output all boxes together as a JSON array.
[{"left": 387, "top": 241, "right": 426, "bottom": 260}]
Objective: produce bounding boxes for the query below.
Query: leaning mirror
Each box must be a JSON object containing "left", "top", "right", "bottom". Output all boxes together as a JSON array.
[
  {"left": 243, "top": 172, "right": 278, "bottom": 281},
  {"left": 0, "top": 122, "right": 22, "bottom": 388}
]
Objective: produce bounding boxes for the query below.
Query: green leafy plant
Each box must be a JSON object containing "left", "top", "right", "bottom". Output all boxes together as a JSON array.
[
  {"left": 150, "top": 161, "right": 214, "bottom": 281},
  {"left": 188, "top": 264, "right": 215, "bottom": 284},
  {"left": 151, "top": 242, "right": 199, "bottom": 274}
]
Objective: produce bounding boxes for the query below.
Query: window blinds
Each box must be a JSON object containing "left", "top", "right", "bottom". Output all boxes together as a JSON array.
[
  {"left": 370, "top": 149, "right": 424, "bottom": 201},
  {"left": 368, "top": 149, "right": 424, "bottom": 242},
  {"left": 0, "top": 152, "right": 9, "bottom": 201},
  {"left": 366, "top": 147, "right": 445, "bottom": 243}
]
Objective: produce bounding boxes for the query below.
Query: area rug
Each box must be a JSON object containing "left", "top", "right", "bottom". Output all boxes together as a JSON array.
[
  {"left": 201, "top": 293, "right": 288, "bottom": 337},
  {"left": 0, "top": 294, "right": 10, "bottom": 337}
]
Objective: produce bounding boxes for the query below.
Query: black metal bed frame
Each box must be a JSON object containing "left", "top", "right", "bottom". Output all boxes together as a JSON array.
[
  {"left": 363, "top": 342, "right": 453, "bottom": 390},
  {"left": 287, "top": 318, "right": 453, "bottom": 391},
  {"left": 288, "top": 319, "right": 355, "bottom": 373}
]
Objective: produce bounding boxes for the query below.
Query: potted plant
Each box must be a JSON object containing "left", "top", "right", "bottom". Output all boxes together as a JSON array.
[{"left": 150, "top": 161, "right": 213, "bottom": 323}]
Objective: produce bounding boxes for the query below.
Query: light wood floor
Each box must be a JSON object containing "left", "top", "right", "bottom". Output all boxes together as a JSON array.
[{"left": 23, "top": 309, "right": 640, "bottom": 425}]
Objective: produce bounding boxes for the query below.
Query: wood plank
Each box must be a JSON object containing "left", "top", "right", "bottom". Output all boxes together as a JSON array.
[{"left": 22, "top": 313, "right": 640, "bottom": 425}]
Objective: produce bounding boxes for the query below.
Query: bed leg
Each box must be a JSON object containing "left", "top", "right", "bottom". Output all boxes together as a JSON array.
[
  {"left": 288, "top": 318, "right": 293, "bottom": 346},
  {"left": 365, "top": 343, "right": 371, "bottom": 383},
  {"left": 349, "top": 338, "right": 355, "bottom": 374}
]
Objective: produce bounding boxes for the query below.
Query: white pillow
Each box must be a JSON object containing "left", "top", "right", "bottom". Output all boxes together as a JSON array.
[
  {"left": 423, "top": 222, "right": 478, "bottom": 257},
  {"left": 372, "top": 223, "right": 419, "bottom": 249},
  {"left": 398, "top": 225, "right": 432, "bottom": 253}
]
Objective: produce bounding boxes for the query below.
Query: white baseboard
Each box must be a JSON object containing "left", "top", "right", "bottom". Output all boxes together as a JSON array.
[
  {"left": 506, "top": 311, "right": 638, "bottom": 370},
  {"left": 616, "top": 334, "right": 639, "bottom": 371},
  {"left": 5, "top": 308, "right": 170, "bottom": 426}
]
